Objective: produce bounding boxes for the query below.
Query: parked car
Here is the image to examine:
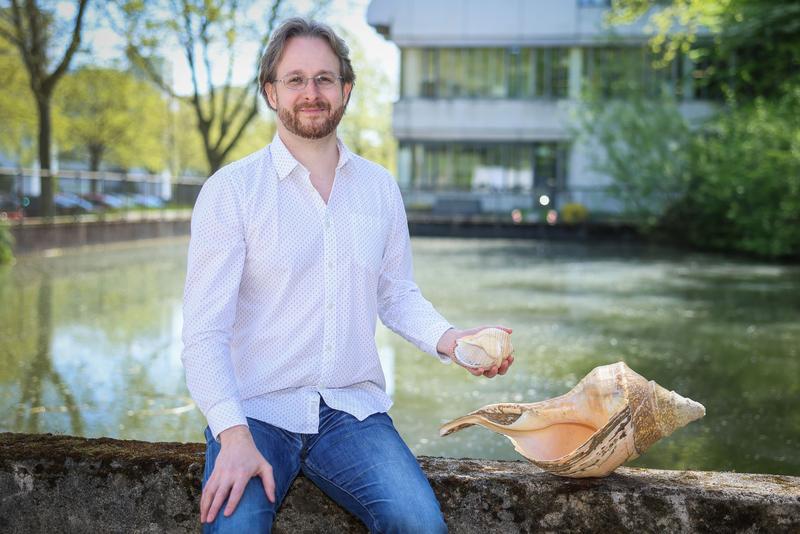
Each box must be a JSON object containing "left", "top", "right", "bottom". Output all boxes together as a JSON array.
[
  {"left": 82, "top": 192, "right": 126, "bottom": 210},
  {"left": 54, "top": 192, "right": 94, "bottom": 214},
  {"left": 131, "top": 194, "right": 165, "bottom": 208}
]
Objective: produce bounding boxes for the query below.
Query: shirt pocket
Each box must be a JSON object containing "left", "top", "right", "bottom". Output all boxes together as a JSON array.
[{"left": 348, "top": 213, "right": 386, "bottom": 272}]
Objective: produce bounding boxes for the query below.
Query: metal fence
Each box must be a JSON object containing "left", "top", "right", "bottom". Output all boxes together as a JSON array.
[{"left": 0, "top": 168, "right": 205, "bottom": 218}]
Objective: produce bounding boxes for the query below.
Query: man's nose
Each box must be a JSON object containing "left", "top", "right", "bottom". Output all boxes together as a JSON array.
[{"left": 301, "top": 78, "right": 322, "bottom": 97}]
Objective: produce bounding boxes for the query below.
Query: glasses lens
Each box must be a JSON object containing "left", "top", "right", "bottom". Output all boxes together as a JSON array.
[
  {"left": 284, "top": 75, "right": 305, "bottom": 90},
  {"left": 315, "top": 75, "right": 336, "bottom": 88}
]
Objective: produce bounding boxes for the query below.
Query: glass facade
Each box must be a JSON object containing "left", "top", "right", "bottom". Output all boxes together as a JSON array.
[
  {"left": 401, "top": 47, "right": 570, "bottom": 99},
  {"left": 582, "top": 46, "right": 687, "bottom": 98},
  {"left": 402, "top": 45, "right": 709, "bottom": 101},
  {"left": 397, "top": 141, "right": 569, "bottom": 193}
]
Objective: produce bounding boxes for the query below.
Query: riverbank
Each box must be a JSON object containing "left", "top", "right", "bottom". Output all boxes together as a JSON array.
[
  {"left": 1, "top": 432, "right": 797, "bottom": 533},
  {"left": 8, "top": 211, "right": 640, "bottom": 254}
]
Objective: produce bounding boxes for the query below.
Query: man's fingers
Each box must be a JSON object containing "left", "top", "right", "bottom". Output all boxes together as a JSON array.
[
  {"left": 206, "top": 481, "right": 232, "bottom": 524},
  {"left": 200, "top": 481, "right": 217, "bottom": 523},
  {"left": 223, "top": 480, "right": 247, "bottom": 517},
  {"left": 260, "top": 466, "right": 276, "bottom": 503}
]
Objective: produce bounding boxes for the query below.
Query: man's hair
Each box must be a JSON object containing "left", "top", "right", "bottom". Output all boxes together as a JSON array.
[{"left": 258, "top": 17, "right": 356, "bottom": 109}]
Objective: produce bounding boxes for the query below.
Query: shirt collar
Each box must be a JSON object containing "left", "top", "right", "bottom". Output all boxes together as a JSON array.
[{"left": 269, "top": 132, "right": 353, "bottom": 181}]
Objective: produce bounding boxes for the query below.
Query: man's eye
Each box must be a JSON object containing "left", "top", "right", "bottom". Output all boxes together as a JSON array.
[
  {"left": 285, "top": 76, "right": 304, "bottom": 87},
  {"left": 316, "top": 75, "right": 335, "bottom": 86}
]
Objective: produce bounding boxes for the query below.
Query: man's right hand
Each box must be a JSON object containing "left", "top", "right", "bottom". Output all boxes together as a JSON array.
[{"left": 200, "top": 425, "right": 276, "bottom": 524}]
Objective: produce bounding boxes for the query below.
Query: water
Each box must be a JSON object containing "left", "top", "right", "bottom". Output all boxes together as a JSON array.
[{"left": 1, "top": 237, "right": 798, "bottom": 475}]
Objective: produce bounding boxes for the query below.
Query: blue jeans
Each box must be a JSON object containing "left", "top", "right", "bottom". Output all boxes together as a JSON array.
[{"left": 202, "top": 399, "right": 448, "bottom": 533}]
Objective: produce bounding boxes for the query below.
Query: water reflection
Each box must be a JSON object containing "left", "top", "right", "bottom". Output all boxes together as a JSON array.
[
  {"left": 0, "top": 239, "right": 204, "bottom": 442},
  {"left": 0, "top": 237, "right": 798, "bottom": 475},
  {"left": 14, "top": 273, "right": 85, "bottom": 435}
]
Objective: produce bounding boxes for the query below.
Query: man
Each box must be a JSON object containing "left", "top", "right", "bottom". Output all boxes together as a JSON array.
[{"left": 181, "top": 18, "right": 514, "bottom": 533}]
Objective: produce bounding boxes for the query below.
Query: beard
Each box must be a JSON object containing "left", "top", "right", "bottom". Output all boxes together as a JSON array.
[{"left": 278, "top": 98, "right": 346, "bottom": 140}]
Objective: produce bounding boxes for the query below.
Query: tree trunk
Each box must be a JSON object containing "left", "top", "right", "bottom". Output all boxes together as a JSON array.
[
  {"left": 207, "top": 148, "right": 224, "bottom": 176},
  {"left": 89, "top": 146, "right": 103, "bottom": 172},
  {"left": 36, "top": 95, "right": 55, "bottom": 218}
]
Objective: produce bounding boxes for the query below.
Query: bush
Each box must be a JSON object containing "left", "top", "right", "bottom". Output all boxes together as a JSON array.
[
  {"left": 561, "top": 203, "right": 589, "bottom": 224},
  {"left": 0, "top": 222, "right": 14, "bottom": 265},
  {"left": 665, "top": 91, "right": 800, "bottom": 258}
]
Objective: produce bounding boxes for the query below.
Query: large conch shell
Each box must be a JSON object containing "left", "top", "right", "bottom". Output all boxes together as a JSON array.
[
  {"left": 439, "top": 362, "right": 705, "bottom": 477},
  {"left": 454, "top": 328, "right": 513, "bottom": 368}
]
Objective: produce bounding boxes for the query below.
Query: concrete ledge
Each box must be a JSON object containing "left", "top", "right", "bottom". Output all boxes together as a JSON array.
[
  {"left": 10, "top": 214, "right": 191, "bottom": 254},
  {"left": 1, "top": 432, "right": 798, "bottom": 533}
]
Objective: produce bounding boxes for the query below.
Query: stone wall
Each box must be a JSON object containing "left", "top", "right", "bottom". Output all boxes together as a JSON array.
[
  {"left": 1, "top": 432, "right": 798, "bottom": 533},
  {"left": 10, "top": 215, "right": 191, "bottom": 254}
]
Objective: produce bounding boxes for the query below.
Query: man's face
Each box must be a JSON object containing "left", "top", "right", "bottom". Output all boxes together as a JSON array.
[{"left": 266, "top": 36, "right": 352, "bottom": 140}]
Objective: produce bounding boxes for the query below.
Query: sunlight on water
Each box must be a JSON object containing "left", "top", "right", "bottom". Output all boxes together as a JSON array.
[{"left": 1, "top": 236, "right": 798, "bottom": 475}]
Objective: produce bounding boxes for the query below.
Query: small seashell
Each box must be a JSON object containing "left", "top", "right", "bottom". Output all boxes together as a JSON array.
[
  {"left": 453, "top": 328, "right": 513, "bottom": 369},
  {"left": 439, "top": 361, "right": 705, "bottom": 478}
]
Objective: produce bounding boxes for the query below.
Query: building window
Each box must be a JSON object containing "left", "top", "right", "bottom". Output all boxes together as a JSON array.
[
  {"left": 582, "top": 46, "right": 691, "bottom": 99},
  {"left": 401, "top": 47, "right": 570, "bottom": 100},
  {"left": 398, "top": 141, "right": 569, "bottom": 193}
]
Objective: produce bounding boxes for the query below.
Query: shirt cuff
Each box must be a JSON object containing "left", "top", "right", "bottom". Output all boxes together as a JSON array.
[
  {"left": 206, "top": 398, "right": 248, "bottom": 441},
  {"left": 427, "top": 321, "right": 456, "bottom": 364}
]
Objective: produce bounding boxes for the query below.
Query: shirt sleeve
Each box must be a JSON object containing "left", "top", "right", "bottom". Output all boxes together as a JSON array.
[
  {"left": 377, "top": 180, "right": 454, "bottom": 363},
  {"left": 181, "top": 172, "right": 249, "bottom": 440}
]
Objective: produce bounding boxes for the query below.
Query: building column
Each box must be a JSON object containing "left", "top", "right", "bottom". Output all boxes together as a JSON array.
[{"left": 568, "top": 47, "right": 583, "bottom": 100}]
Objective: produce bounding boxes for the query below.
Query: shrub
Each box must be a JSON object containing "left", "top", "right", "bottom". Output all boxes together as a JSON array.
[
  {"left": 0, "top": 222, "right": 14, "bottom": 265},
  {"left": 561, "top": 203, "right": 589, "bottom": 224}
]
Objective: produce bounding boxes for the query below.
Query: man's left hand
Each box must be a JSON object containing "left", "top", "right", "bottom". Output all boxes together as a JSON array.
[{"left": 437, "top": 326, "right": 514, "bottom": 378}]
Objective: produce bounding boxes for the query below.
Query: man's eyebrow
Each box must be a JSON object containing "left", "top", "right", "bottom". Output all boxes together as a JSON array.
[{"left": 279, "top": 69, "right": 338, "bottom": 77}]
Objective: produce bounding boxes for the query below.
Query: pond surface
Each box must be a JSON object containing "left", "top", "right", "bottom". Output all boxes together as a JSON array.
[{"left": 1, "top": 237, "right": 798, "bottom": 475}]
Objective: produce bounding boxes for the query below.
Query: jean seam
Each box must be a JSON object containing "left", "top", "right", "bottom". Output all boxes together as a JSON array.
[{"left": 302, "top": 459, "right": 382, "bottom": 533}]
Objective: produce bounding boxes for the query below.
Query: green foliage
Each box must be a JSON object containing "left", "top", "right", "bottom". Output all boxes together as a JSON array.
[
  {"left": 120, "top": 0, "right": 288, "bottom": 173},
  {"left": 608, "top": 0, "right": 800, "bottom": 102},
  {"left": 0, "top": 222, "right": 14, "bottom": 265},
  {"left": 0, "top": 41, "right": 37, "bottom": 166},
  {"left": 561, "top": 203, "right": 589, "bottom": 224},
  {"left": 575, "top": 90, "right": 692, "bottom": 225},
  {"left": 665, "top": 92, "right": 800, "bottom": 257},
  {"left": 336, "top": 29, "right": 397, "bottom": 172},
  {"left": 55, "top": 67, "right": 168, "bottom": 172},
  {"left": 585, "top": 0, "right": 800, "bottom": 258}
]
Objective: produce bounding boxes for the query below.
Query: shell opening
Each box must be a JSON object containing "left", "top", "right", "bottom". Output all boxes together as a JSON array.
[{"left": 508, "top": 422, "right": 599, "bottom": 462}]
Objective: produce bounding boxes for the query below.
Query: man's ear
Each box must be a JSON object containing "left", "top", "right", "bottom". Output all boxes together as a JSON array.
[
  {"left": 265, "top": 82, "right": 278, "bottom": 110},
  {"left": 342, "top": 81, "right": 353, "bottom": 108}
]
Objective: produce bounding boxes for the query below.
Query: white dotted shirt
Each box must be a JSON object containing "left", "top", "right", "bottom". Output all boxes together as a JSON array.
[{"left": 181, "top": 134, "right": 453, "bottom": 439}]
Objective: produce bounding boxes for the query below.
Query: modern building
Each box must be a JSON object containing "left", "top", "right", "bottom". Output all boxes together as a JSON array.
[{"left": 366, "top": 0, "right": 716, "bottom": 217}]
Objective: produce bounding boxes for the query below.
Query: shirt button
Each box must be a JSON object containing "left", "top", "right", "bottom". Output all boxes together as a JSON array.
[
  {"left": 325, "top": 218, "right": 331, "bottom": 228},
  {"left": 327, "top": 261, "right": 333, "bottom": 269},
  {"left": 327, "top": 302, "right": 333, "bottom": 310},
  {"left": 325, "top": 344, "right": 332, "bottom": 352}
]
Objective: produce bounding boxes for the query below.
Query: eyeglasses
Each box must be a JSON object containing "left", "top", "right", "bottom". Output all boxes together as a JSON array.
[{"left": 275, "top": 73, "right": 343, "bottom": 91}]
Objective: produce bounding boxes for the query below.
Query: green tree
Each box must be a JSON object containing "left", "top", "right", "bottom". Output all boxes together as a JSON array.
[
  {"left": 0, "top": 0, "right": 90, "bottom": 216},
  {"left": 120, "top": 0, "right": 288, "bottom": 175},
  {"left": 336, "top": 30, "right": 396, "bottom": 172},
  {"left": 575, "top": 90, "right": 691, "bottom": 225},
  {"left": 55, "top": 67, "right": 168, "bottom": 174},
  {"left": 608, "top": 0, "right": 800, "bottom": 101},
  {"left": 0, "top": 39, "right": 36, "bottom": 166},
  {"left": 587, "top": 0, "right": 800, "bottom": 257},
  {"left": 0, "top": 222, "right": 13, "bottom": 265},
  {"left": 665, "top": 92, "right": 800, "bottom": 257}
]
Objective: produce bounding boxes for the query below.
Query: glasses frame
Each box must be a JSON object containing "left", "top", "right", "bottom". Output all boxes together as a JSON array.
[{"left": 274, "top": 73, "right": 344, "bottom": 92}]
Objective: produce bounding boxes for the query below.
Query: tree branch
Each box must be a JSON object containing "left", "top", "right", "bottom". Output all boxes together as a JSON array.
[{"left": 46, "top": 0, "right": 89, "bottom": 92}]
